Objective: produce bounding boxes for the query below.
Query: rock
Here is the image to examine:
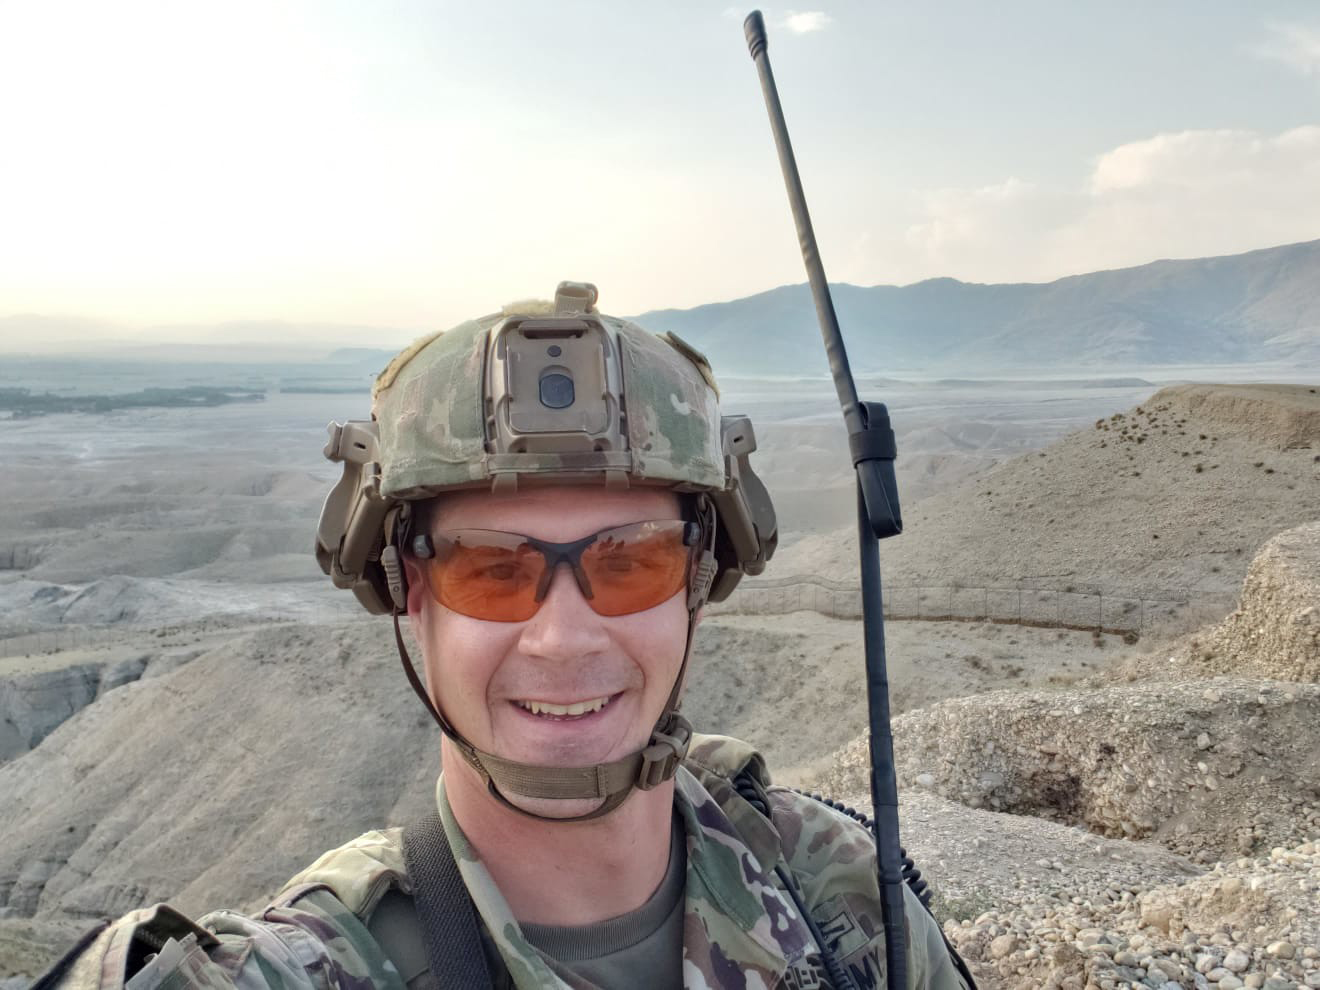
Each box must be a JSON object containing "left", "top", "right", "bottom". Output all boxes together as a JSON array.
[
  {"left": 1141, "top": 892, "right": 1184, "bottom": 934},
  {"left": 990, "top": 933, "right": 1018, "bottom": 959},
  {"left": 977, "top": 770, "right": 1005, "bottom": 791},
  {"left": 1223, "top": 949, "right": 1250, "bottom": 972},
  {"left": 916, "top": 773, "right": 936, "bottom": 788},
  {"left": 1268, "top": 941, "right": 1297, "bottom": 960},
  {"left": 1049, "top": 943, "right": 1084, "bottom": 968},
  {"left": 1218, "top": 977, "right": 1244, "bottom": 990}
]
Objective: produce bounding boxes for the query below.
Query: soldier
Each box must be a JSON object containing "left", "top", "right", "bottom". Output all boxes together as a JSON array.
[{"left": 40, "top": 283, "right": 972, "bottom": 989}]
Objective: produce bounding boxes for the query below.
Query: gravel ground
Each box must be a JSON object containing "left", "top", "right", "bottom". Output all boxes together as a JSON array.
[{"left": 940, "top": 838, "right": 1320, "bottom": 989}]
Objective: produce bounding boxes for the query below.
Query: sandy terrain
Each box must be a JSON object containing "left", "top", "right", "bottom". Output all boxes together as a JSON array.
[
  {"left": 686, "top": 614, "right": 1128, "bottom": 784},
  {"left": 774, "top": 384, "right": 1320, "bottom": 598}
]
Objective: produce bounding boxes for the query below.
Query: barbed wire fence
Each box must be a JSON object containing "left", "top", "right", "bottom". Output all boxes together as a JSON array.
[
  {"left": 3, "top": 581, "right": 1239, "bottom": 658},
  {"left": 708, "top": 575, "right": 1238, "bottom": 639},
  {"left": 0, "top": 615, "right": 291, "bottom": 659}
]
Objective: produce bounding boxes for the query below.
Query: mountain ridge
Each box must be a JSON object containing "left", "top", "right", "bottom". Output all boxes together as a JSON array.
[
  {"left": 635, "top": 238, "right": 1320, "bottom": 375},
  {"left": 3, "top": 239, "right": 1318, "bottom": 371}
]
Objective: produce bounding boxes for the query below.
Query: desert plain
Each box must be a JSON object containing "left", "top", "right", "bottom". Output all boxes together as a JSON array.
[{"left": 1, "top": 358, "right": 1318, "bottom": 989}]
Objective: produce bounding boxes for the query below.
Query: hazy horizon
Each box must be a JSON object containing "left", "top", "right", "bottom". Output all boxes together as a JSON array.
[
  {"left": 2, "top": 2, "right": 1319, "bottom": 344},
  {"left": 4, "top": 233, "right": 1320, "bottom": 358}
]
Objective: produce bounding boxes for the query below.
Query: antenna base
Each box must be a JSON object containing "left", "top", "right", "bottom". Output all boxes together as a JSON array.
[{"left": 850, "top": 402, "right": 903, "bottom": 539}]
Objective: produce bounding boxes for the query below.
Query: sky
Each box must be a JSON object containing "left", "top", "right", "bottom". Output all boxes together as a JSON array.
[{"left": 1, "top": 0, "right": 1319, "bottom": 348}]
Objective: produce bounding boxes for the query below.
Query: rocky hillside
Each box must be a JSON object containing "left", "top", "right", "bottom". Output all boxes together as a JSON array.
[
  {"left": 809, "top": 517, "right": 1320, "bottom": 989},
  {"left": 1175, "top": 522, "right": 1319, "bottom": 683},
  {"left": 0, "top": 622, "right": 438, "bottom": 925},
  {"left": 772, "top": 384, "right": 1320, "bottom": 600},
  {"left": 817, "top": 680, "right": 1320, "bottom": 863}
]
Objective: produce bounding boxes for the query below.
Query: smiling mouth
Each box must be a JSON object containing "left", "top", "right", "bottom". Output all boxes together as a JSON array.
[{"left": 514, "top": 695, "right": 617, "bottom": 720}]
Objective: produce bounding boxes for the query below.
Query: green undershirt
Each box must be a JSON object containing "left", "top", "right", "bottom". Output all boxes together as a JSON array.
[{"left": 520, "top": 813, "right": 686, "bottom": 989}]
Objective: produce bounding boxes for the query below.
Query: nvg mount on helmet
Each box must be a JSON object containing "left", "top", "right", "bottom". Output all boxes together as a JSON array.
[
  {"left": 744, "top": 11, "right": 913, "bottom": 989},
  {"left": 314, "top": 281, "right": 777, "bottom": 822}
]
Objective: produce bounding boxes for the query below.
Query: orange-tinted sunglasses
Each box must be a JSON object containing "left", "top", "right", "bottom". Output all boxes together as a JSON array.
[{"left": 411, "top": 519, "right": 700, "bottom": 622}]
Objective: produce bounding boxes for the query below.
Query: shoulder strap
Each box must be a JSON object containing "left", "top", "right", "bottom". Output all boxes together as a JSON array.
[
  {"left": 29, "top": 922, "right": 110, "bottom": 990},
  {"left": 401, "top": 812, "right": 495, "bottom": 990}
]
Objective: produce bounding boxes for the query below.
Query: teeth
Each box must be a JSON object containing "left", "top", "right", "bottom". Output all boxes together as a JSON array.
[{"left": 517, "top": 696, "right": 611, "bottom": 717}]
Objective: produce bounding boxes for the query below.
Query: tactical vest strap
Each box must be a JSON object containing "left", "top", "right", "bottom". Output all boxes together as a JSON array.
[{"left": 401, "top": 813, "right": 494, "bottom": 990}]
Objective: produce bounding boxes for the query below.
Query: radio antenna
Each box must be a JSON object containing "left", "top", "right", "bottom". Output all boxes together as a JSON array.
[{"left": 743, "top": 11, "right": 908, "bottom": 986}]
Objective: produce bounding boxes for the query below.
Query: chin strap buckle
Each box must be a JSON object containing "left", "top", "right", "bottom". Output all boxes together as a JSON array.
[{"left": 637, "top": 712, "right": 693, "bottom": 790}]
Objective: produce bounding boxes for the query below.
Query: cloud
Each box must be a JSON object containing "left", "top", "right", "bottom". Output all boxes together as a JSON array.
[
  {"left": 869, "top": 126, "right": 1320, "bottom": 285},
  {"left": 1089, "top": 126, "right": 1320, "bottom": 195},
  {"left": 1253, "top": 21, "right": 1320, "bottom": 77},
  {"left": 779, "top": 11, "right": 832, "bottom": 34}
]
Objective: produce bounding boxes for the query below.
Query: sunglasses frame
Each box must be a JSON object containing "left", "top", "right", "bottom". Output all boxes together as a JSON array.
[{"left": 410, "top": 519, "right": 702, "bottom": 620}]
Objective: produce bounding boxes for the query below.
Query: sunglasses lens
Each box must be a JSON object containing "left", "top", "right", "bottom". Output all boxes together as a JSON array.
[
  {"left": 581, "top": 521, "right": 691, "bottom": 617},
  {"left": 424, "top": 520, "right": 694, "bottom": 621},
  {"left": 427, "top": 533, "right": 545, "bottom": 622}
]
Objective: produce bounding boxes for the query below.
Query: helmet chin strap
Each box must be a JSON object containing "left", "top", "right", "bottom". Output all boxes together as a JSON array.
[{"left": 392, "top": 498, "right": 718, "bottom": 824}]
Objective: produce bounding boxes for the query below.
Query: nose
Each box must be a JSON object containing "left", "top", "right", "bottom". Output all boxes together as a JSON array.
[{"left": 517, "top": 562, "right": 611, "bottom": 662}]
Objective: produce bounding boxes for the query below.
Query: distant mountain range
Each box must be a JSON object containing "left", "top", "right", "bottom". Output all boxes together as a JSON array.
[
  {"left": 635, "top": 239, "right": 1320, "bottom": 375},
  {"left": 3, "top": 240, "right": 1318, "bottom": 373}
]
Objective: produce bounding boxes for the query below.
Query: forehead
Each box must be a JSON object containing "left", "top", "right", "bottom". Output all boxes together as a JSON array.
[{"left": 428, "top": 487, "right": 682, "bottom": 542}]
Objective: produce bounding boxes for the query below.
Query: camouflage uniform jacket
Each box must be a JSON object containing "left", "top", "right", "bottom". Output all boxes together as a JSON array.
[{"left": 46, "top": 734, "right": 967, "bottom": 990}]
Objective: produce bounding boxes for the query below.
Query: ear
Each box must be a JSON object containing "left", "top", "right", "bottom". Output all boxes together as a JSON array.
[{"left": 402, "top": 555, "right": 428, "bottom": 619}]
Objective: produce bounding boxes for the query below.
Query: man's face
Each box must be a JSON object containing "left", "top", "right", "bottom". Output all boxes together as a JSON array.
[{"left": 404, "top": 486, "right": 691, "bottom": 781}]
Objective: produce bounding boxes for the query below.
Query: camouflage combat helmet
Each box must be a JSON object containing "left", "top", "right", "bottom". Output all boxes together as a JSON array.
[{"left": 315, "top": 281, "right": 777, "bottom": 821}]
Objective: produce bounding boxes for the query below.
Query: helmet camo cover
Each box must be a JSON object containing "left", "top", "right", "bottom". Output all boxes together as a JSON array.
[
  {"left": 373, "top": 311, "right": 725, "bottom": 497},
  {"left": 316, "top": 282, "right": 776, "bottom": 614}
]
